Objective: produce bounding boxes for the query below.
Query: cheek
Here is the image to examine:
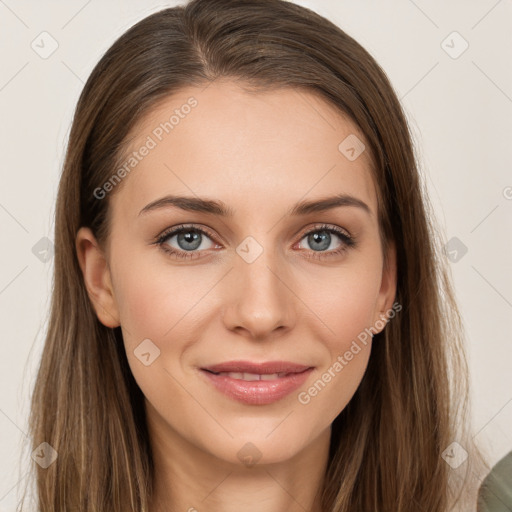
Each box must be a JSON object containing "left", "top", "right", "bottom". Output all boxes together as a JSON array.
[
  {"left": 112, "top": 257, "right": 210, "bottom": 427},
  {"left": 111, "top": 256, "right": 219, "bottom": 402},
  {"left": 293, "top": 257, "right": 381, "bottom": 417},
  {"left": 300, "top": 257, "right": 382, "bottom": 352},
  {"left": 113, "top": 254, "right": 215, "bottom": 347},
  {"left": 297, "top": 340, "right": 371, "bottom": 437}
]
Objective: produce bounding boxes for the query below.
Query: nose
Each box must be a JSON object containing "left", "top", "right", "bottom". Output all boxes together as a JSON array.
[{"left": 221, "top": 243, "right": 296, "bottom": 340}]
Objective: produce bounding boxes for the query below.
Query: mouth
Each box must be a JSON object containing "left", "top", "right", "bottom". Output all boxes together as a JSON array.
[
  {"left": 199, "top": 360, "right": 314, "bottom": 405},
  {"left": 203, "top": 370, "right": 299, "bottom": 381}
]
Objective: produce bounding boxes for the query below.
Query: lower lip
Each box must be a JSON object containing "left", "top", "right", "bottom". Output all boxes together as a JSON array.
[{"left": 200, "top": 368, "right": 314, "bottom": 405}]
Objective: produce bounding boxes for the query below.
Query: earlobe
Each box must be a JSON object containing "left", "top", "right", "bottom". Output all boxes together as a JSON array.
[
  {"left": 75, "top": 227, "right": 120, "bottom": 328},
  {"left": 374, "top": 240, "right": 398, "bottom": 332}
]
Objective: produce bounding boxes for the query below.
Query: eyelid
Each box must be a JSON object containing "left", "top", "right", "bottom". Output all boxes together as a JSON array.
[
  {"left": 298, "top": 223, "right": 352, "bottom": 240},
  {"left": 156, "top": 223, "right": 352, "bottom": 245},
  {"left": 154, "top": 222, "right": 356, "bottom": 259},
  {"left": 155, "top": 223, "right": 220, "bottom": 245}
]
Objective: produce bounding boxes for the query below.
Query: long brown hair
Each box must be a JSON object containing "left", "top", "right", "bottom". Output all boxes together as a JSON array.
[{"left": 21, "top": 0, "right": 486, "bottom": 510}]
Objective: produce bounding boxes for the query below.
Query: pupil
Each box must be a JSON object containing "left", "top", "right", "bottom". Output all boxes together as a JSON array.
[
  {"left": 309, "top": 231, "right": 330, "bottom": 251},
  {"left": 178, "top": 231, "right": 201, "bottom": 251}
]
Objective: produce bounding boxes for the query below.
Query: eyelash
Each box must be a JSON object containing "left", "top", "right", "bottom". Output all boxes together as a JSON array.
[{"left": 153, "top": 223, "right": 356, "bottom": 261}]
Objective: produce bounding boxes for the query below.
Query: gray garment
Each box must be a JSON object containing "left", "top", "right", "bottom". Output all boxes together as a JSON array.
[{"left": 478, "top": 451, "right": 512, "bottom": 512}]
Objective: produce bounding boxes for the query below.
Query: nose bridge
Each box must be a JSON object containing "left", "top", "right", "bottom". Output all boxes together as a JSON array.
[{"left": 222, "top": 234, "right": 295, "bottom": 337}]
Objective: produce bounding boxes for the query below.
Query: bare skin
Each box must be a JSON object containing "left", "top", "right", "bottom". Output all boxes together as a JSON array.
[{"left": 76, "top": 80, "right": 397, "bottom": 512}]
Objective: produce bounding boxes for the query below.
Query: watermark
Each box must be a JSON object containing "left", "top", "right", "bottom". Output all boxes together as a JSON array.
[
  {"left": 444, "top": 236, "right": 468, "bottom": 263},
  {"left": 134, "top": 338, "right": 161, "bottom": 366},
  {"left": 93, "top": 96, "right": 198, "bottom": 200},
  {"left": 441, "top": 441, "right": 468, "bottom": 469},
  {"left": 236, "top": 236, "right": 264, "bottom": 264},
  {"left": 31, "top": 31, "right": 59, "bottom": 59},
  {"left": 31, "top": 236, "right": 54, "bottom": 263},
  {"left": 338, "top": 133, "right": 365, "bottom": 161},
  {"left": 237, "top": 442, "right": 262, "bottom": 468},
  {"left": 31, "top": 442, "right": 58, "bottom": 468},
  {"left": 440, "top": 31, "right": 469, "bottom": 60},
  {"left": 298, "top": 301, "right": 402, "bottom": 405}
]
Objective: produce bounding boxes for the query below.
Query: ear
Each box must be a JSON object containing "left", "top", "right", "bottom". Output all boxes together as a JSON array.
[
  {"left": 75, "top": 227, "right": 120, "bottom": 328},
  {"left": 372, "top": 239, "right": 398, "bottom": 333}
]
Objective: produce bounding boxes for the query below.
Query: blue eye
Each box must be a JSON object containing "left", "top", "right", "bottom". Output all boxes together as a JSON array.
[
  {"left": 154, "top": 223, "right": 356, "bottom": 260},
  {"left": 296, "top": 224, "right": 356, "bottom": 260},
  {"left": 156, "top": 225, "right": 217, "bottom": 260}
]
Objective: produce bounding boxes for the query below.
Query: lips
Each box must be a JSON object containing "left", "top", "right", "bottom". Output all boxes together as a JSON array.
[
  {"left": 202, "top": 360, "right": 311, "bottom": 375},
  {"left": 200, "top": 360, "right": 314, "bottom": 405}
]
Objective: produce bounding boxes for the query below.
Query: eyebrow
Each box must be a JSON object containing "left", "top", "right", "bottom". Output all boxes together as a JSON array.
[{"left": 138, "top": 193, "right": 372, "bottom": 217}]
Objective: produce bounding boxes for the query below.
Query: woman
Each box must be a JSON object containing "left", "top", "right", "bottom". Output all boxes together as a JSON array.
[{"left": 22, "top": 0, "right": 486, "bottom": 510}]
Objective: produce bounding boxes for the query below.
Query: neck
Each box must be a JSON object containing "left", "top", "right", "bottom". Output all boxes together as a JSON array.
[{"left": 146, "top": 405, "right": 330, "bottom": 512}]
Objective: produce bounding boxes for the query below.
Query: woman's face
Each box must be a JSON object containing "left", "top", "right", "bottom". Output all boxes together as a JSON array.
[{"left": 77, "top": 80, "right": 396, "bottom": 467}]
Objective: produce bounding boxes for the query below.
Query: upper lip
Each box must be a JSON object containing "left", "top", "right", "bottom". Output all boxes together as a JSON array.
[{"left": 201, "top": 360, "right": 313, "bottom": 375}]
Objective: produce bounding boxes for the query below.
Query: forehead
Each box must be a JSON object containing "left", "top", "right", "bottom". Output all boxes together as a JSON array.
[{"left": 112, "top": 80, "right": 378, "bottom": 221}]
